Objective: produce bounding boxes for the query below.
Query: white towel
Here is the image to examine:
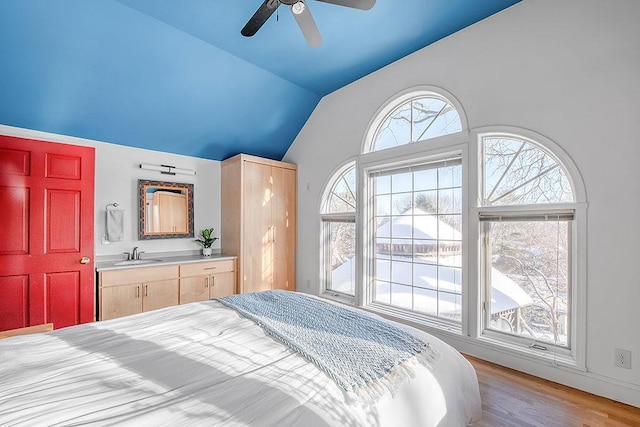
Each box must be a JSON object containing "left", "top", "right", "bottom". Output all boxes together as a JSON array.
[{"left": 106, "top": 209, "right": 124, "bottom": 242}]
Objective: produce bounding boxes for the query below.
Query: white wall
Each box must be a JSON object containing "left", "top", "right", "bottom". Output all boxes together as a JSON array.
[
  {"left": 285, "top": 0, "right": 640, "bottom": 406},
  {"left": 0, "top": 125, "right": 221, "bottom": 258}
]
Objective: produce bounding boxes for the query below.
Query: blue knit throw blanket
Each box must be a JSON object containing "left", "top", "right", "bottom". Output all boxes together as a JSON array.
[{"left": 217, "top": 290, "right": 439, "bottom": 403}]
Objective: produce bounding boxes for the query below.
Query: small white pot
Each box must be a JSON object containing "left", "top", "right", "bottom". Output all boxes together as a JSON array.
[{"left": 202, "top": 247, "right": 213, "bottom": 257}]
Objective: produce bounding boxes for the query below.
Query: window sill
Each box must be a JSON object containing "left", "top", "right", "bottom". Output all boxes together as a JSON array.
[{"left": 476, "top": 334, "right": 586, "bottom": 372}]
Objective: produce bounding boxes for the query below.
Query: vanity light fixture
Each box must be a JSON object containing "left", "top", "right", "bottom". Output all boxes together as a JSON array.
[{"left": 139, "top": 163, "right": 196, "bottom": 176}]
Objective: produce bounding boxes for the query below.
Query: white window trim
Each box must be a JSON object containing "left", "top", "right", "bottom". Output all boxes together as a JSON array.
[{"left": 470, "top": 126, "right": 588, "bottom": 370}]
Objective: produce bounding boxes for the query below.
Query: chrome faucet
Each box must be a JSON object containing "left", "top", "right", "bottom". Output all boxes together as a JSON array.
[{"left": 123, "top": 247, "right": 145, "bottom": 260}]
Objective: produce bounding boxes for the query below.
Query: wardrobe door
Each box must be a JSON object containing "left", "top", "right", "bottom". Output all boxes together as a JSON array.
[
  {"left": 242, "top": 161, "right": 273, "bottom": 293},
  {"left": 271, "top": 166, "right": 296, "bottom": 291}
]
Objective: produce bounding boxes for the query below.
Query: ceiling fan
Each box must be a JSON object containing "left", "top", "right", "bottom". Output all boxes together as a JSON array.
[{"left": 241, "top": 0, "right": 376, "bottom": 48}]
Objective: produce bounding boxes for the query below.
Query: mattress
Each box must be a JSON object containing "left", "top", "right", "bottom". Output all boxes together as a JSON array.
[{"left": 0, "top": 297, "right": 481, "bottom": 426}]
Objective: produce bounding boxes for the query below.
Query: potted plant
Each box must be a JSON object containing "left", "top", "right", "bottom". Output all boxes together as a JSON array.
[{"left": 195, "top": 227, "right": 218, "bottom": 256}]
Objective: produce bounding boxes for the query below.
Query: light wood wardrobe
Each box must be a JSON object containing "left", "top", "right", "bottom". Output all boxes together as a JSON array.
[{"left": 221, "top": 154, "right": 297, "bottom": 293}]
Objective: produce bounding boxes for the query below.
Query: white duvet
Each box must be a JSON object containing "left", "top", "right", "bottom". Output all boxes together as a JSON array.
[{"left": 0, "top": 300, "right": 481, "bottom": 426}]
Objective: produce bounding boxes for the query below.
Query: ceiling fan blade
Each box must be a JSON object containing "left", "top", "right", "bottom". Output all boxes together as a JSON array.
[
  {"left": 291, "top": 2, "right": 322, "bottom": 48},
  {"left": 241, "top": 0, "right": 280, "bottom": 37},
  {"left": 314, "top": 0, "right": 375, "bottom": 10}
]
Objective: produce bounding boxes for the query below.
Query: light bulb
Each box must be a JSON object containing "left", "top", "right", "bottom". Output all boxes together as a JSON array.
[{"left": 291, "top": 1, "right": 305, "bottom": 15}]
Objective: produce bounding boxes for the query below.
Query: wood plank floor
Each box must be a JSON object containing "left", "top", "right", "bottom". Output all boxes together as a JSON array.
[{"left": 464, "top": 355, "right": 640, "bottom": 427}]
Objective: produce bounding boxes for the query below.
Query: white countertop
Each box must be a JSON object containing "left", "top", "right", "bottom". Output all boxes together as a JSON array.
[{"left": 95, "top": 254, "right": 237, "bottom": 272}]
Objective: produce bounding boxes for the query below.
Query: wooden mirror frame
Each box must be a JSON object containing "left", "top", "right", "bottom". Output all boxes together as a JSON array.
[{"left": 138, "top": 179, "right": 194, "bottom": 240}]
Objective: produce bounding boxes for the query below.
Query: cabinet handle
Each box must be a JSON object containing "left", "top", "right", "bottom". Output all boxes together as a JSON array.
[
  {"left": 205, "top": 277, "right": 209, "bottom": 288},
  {"left": 211, "top": 276, "right": 215, "bottom": 287},
  {"left": 145, "top": 285, "right": 148, "bottom": 297},
  {"left": 136, "top": 286, "right": 140, "bottom": 298},
  {"left": 204, "top": 267, "right": 217, "bottom": 270}
]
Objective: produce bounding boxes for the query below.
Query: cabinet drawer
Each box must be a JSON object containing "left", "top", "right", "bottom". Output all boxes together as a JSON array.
[
  {"left": 100, "top": 265, "right": 179, "bottom": 286},
  {"left": 179, "top": 259, "right": 235, "bottom": 277}
]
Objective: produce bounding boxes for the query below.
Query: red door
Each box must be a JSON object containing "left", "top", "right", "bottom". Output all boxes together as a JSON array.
[{"left": 0, "top": 135, "right": 95, "bottom": 331}]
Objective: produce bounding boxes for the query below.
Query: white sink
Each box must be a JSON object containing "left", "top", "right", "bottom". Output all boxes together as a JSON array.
[{"left": 113, "top": 259, "right": 163, "bottom": 266}]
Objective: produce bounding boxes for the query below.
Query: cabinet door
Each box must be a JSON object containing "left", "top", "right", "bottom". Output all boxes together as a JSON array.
[
  {"left": 101, "top": 284, "right": 142, "bottom": 320},
  {"left": 143, "top": 279, "right": 179, "bottom": 312},
  {"left": 210, "top": 271, "right": 236, "bottom": 299},
  {"left": 243, "top": 161, "right": 274, "bottom": 293},
  {"left": 179, "top": 275, "right": 210, "bottom": 304},
  {"left": 271, "top": 166, "right": 297, "bottom": 291}
]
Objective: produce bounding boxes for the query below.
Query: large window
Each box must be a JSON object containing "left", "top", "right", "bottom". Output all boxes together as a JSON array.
[
  {"left": 480, "top": 135, "right": 576, "bottom": 351},
  {"left": 321, "top": 163, "right": 356, "bottom": 297},
  {"left": 320, "top": 88, "right": 585, "bottom": 365},
  {"left": 371, "top": 158, "right": 463, "bottom": 323}
]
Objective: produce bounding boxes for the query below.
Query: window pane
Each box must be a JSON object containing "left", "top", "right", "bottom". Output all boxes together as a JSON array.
[
  {"left": 414, "top": 191, "right": 438, "bottom": 214},
  {"left": 375, "top": 175, "right": 391, "bottom": 195},
  {"left": 412, "top": 98, "right": 446, "bottom": 141},
  {"left": 486, "top": 219, "right": 570, "bottom": 348},
  {"left": 414, "top": 168, "right": 438, "bottom": 191},
  {"left": 391, "top": 172, "right": 412, "bottom": 193},
  {"left": 376, "top": 194, "right": 391, "bottom": 216},
  {"left": 438, "top": 292, "right": 462, "bottom": 321},
  {"left": 327, "top": 221, "right": 356, "bottom": 296},
  {"left": 374, "top": 104, "right": 412, "bottom": 151},
  {"left": 391, "top": 193, "right": 413, "bottom": 216},
  {"left": 324, "top": 165, "right": 356, "bottom": 213},
  {"left": 414, "top": 263, "right": 438, "bottom": 289},
  {"left": 414, "top": 287, "right": 438, "bottom": 316},
  {"left": 375, "top": 281, "right": 391, "bottom": 304},
  {"left": 370, "top": 95, "right": 462, "bottom": 152},
  {"left": 391, "top": 260, "right": 413, "bottom": 286},
  {"left": 422, "top": 108, "right": 462, "bottom": 141},
  {"left": 371, "top": 158, "right": 463, "bottom": 323},
  {"left": 483, "top": 137, "right": 574, "bottom": 206},
  {"left": 391, "top": 283, "right": 413, "bottom": 310}
]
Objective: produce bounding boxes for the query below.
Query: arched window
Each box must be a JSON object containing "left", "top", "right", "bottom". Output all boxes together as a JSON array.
[
  {"left": 320, "top": 87, "right": 586, "bottom": 366},
  {"left": 478, "top": 132, "right": 582, "bottom": 354},
  {"left": 368, "top": 92, "right": 462, "bottom": 152},
  {"left": 321, "top": 163, "right": 356, "bottom": 298}
]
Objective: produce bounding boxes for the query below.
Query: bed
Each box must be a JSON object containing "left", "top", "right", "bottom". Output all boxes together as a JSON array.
[{"left": 0, "top": 290, "right": 481, "bottom": 426}]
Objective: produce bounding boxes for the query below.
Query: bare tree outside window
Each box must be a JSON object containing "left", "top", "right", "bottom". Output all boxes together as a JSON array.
[{"left": 482, "top": 136, "right": 574, "bottom": 348}]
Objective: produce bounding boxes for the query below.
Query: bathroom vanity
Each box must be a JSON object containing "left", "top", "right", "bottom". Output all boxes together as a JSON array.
[{"left": 96, "top": 255, "right": 236, "bottom": 321}]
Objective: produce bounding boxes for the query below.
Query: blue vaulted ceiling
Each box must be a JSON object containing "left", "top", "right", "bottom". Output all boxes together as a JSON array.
[{"left": 0, "top": 0, "right": 520, "bottom": 161}]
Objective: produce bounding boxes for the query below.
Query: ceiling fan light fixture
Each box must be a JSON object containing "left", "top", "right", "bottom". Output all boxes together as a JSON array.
[{"left": 291, "top": 1, "right": 306, "bottom": 15}]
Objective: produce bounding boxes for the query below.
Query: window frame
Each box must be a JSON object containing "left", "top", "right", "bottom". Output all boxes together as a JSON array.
[
  {"left": 318, "top": 88, "right": 588, "bottom": 370},
  {"left": 471, "top": 127, "right": 587, "bottom": 369},
  {"left": 358, "top": 138, "right": 470, "bottom": 334},
  {"left": 320, "top": 161, "right": 358, "bottom": 304}
]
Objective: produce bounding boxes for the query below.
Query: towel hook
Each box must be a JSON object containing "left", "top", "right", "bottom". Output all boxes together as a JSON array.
[{"left": 106, "top": 203, "right": 119, "bottom": 210}]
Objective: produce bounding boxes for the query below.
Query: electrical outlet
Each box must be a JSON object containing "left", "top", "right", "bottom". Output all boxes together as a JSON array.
[{"left": 615, "top": 348, "right": 631, "bottom": 369}]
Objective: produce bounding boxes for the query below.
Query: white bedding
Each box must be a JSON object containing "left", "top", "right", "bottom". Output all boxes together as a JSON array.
[{"left": 0, "top": 299, "right": 481, "bottom": 426}]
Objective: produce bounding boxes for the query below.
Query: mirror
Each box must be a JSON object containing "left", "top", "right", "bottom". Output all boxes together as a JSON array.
[{"left": 138, "top": 180, "right": 194, "bottom": 240}]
